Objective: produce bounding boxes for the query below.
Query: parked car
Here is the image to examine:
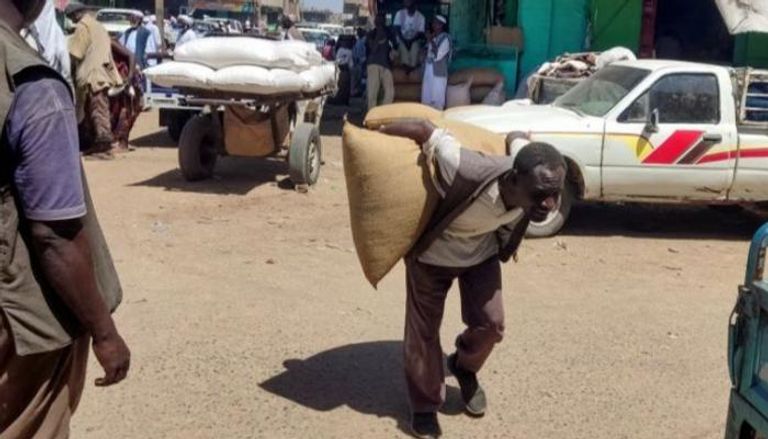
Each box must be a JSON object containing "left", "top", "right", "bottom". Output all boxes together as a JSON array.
[
  {"left": 95, "top": 8, "right": 142, "bottom": 38},
  {"left": 299, "top": 28, "right": 332, "bottom": 52},
  {"left": 446, "top": 60, "right": 768, "bottom": 237}
]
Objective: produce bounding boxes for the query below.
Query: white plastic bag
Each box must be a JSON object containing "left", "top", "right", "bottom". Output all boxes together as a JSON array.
[
  {"left": 143, "top": 61, "right": 213, "bottom": 89},
  {"left": 174, "top": 37, "right": 322, "bottom": 70},
  {"left": 210, "top": 66, "right": 306, "bottom": 94}
]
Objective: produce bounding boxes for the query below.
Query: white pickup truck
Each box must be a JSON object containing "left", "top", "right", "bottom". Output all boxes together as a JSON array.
[{"left": 445, "top": 60, "right": 768, "bottom": 237}]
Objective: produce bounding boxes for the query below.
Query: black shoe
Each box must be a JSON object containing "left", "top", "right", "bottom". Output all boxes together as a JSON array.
[
  {"left": 410, "top": 412, "right": 441, "bottom": 438},
  {"left": 447, "top": 353, "right": 487, "bottom": 417}
]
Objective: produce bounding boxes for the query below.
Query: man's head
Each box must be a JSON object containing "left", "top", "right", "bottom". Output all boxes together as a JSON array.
[
  {"left": 404, "top": 0, "right": 416, "bottom": 11},
  {"left": 356, "top": 27, "right": 366, "bottom": 38},
  {"left": 431, "top": 15, "right": 446, "bottom": 34},
  {"left": 129, "top": 12, "right": 143, "bottom": 28},
  {"left": 501, "top": 142, "right": 566, "bottom": 223},
  {"left": 65, "top": 2, "right": 89, "bottom": 23},
  {"left": 374, "top": 13, "right": 386, "bottom": 29},
  {"left": 7, "top": 0, "right": 46, "bottom": 27}
]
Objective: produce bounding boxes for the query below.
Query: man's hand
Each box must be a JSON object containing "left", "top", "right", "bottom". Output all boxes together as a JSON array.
[
  {"left": 92, "top": 331, "right": 131, "bottom": 387},
  {"left": 379, "top": 119, "right": 436, "bottom": 145}
]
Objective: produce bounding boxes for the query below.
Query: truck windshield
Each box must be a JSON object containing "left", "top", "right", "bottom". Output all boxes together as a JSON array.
[{"left": 554, "top": 66, "right": 650, "bottom": 117}]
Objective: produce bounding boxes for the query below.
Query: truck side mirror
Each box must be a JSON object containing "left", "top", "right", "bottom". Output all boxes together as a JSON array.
[{"left": 645, "top": 108, "right": 660, "bottom": 133}]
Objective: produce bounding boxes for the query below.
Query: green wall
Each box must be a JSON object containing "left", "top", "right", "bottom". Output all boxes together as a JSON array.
[
  {"left": 734, "top": 33, "right": 768, "bottom": 68},
  {"left": 589, "top": 0, "right": 641, "bottom": 53}
]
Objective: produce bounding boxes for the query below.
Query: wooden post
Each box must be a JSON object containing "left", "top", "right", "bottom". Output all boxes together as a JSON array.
[{"left": 155, "top": 0, "right": 165, "bottom": 50}]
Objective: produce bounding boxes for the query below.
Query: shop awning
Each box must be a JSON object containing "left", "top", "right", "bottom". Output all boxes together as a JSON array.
[{"left": 716, "top": 0, "right": 768, "bottom": 34}]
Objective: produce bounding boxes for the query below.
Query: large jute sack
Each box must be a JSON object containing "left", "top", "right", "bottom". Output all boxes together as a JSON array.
[
  {"left": 343, "top": 124, "right": 439, "bottom": 287},
  {"left": 174, "top": 37, "right": 322, "bottom": 70},
  {"left": 344, "top": 116, "right": 506, "bottom": 286},
  {"left": 364, "top": 104, "right": 506, "bottom": 156},
  {"left": 449, "top": 68, "right": 504, "bottom": 86},
  {"left": 364, "top": 103, "right": 442, "bottom": 129}
]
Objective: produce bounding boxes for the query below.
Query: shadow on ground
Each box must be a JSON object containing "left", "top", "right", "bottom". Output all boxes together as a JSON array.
[
  {"left": 131, "top": 128, "right": 177, "bottom": 148},
  {"left": 561, "top": 202, "right": 763, "bottom": 241},
  {"left": 130, "top": 156, "right": 294, "bottom": 195},
  {"left": 259, "top": 341, "right": 464, "bottom": 436}
]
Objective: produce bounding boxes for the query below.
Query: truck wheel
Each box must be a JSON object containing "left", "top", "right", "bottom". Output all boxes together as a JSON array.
[
  {"left": 288, "top": 123, "right": 322, "bottom": 186},
  {"left": 526, "top": 182, "right": 574, "bottom": 238},
  {"left": 168, "top": 111, "right": 192, "bottom": 143},
  {"left": 178, "top": 115, "right": 219, "bottom": 181}
]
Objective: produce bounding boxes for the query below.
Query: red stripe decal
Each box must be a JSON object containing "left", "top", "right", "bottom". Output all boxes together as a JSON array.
[
  {"left": 697, "top": 148, "right": 768, "bottom": 164},
  {"left": 643, "top": 130, "right": 704, "bottom": 164}
]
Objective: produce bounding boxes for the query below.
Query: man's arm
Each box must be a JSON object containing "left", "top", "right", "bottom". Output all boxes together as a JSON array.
[
  {"left": 7, "top": 76, "right": 130, "bottom": 386},
  {"left": 28, "top": 220, "right": 130, "bottom": 386},
  {"left": 378, "top": 119, "right": 435, "bottom": 145}
]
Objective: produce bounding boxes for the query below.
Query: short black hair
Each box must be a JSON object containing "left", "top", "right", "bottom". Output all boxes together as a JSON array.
[{"left": 513, "top": 142, "right": 566, "bottom": 176}]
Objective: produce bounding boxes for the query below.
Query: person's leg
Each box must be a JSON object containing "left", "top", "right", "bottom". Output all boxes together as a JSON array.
[
  {"left": 433, "top": 77, "right": 448, "bottom": 111},
  {"left": 88, "top": 89, "right": 114, "bottom": 153},
  {"left": 367, "top": 65, "right": 381, "bottom": 109},
  {"left": 421, "top": 65, "right": 433, "bottom": 107},
  {"left": 407, "top": 41, "right": 422, "bottom": 68},
  {"left": 0, "top": 313, "right": 90, "bottom": 439},
  {"left": 398, "top": 42, "right": 410, "bottom": 67},
  {"left": 404, "top": 258, "right": 456, "bottom": 412},
  {"left": 381, "top": 67, "right": 395, "bottom": 105},
  {"left": 455, "top": 256, "right": 504, "bottom": 373}
]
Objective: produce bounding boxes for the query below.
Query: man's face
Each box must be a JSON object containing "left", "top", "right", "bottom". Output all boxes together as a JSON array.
[
  {"left": 12, "top": 0, "right": 46, "bottom": 26},
  {"left": 517, "top": 165, "right": 566, "bottom": 223},
  {"left": 404, "top": 0, "right": 415, "bottom": 9},
  {"left": 375, "top": 15, "right": 385, "bottom": 28}
]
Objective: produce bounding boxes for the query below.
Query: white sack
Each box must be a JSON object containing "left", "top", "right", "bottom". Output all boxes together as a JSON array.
[
  {"left": 715, "top": 0, "right": 768, "bottom": 34},
  {"left": 300, "top": 63, "right": 337, "bottom": 92},
  {"left": 596, "top": 47, "right": 636, "bottom": 69},
  {"left": 210, "top": 66, "right": 307, "bottom": 94},
  {"left": 174, "top": 37, "right": 322, "bottom": 70},
  {"left": 144, "top": 61, "right": 213, "bottom": 88}
]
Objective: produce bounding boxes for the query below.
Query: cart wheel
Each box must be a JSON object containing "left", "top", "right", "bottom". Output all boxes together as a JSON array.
[
  {"left": 288, "top": 123, "right": 322, "bottom": 186},
  {"left": 178, "top": 115, "right": 219, "bottom": 181},
  {"left": 168, "top": 111, "right": 192, "bottom": 143}
]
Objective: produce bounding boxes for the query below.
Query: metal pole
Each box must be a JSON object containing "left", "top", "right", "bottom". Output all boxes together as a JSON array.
[{"left": 155, "top": 0, "right": 165, "bottom": 50}]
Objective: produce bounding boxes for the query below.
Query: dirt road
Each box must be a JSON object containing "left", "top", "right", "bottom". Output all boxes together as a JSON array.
[{"left": 71, "top": 110, "right": 760, "bottom": 438}]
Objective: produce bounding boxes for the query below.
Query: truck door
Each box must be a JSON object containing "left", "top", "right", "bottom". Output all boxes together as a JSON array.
[{"left": 602, "top": 73, "right": 736, "bottom": 200}]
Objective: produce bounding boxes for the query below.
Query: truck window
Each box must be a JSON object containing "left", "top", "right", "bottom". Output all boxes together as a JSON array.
[
  {"left": 620, "top": 74, "right": 720, "bottom": 124},
  {"left": 553, "top": 66, "right": 649, "bottom": 117}
]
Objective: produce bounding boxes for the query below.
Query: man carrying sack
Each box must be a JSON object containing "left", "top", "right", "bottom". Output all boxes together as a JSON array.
[
  {"left": 0, "top": 1, "right": 130, "bottom": 437},
  {"left": 379, "top": 120, "right": 566, "bottom": 438}
]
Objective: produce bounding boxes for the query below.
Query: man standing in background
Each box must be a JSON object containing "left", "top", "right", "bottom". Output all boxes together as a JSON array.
[
  {"left": 351, "top": 27, "right": 367, "bottom": 97},
  {"left": 66, "top": 2, "right": 123, "bottom": 159},
  {"left": 0, "top": 0, "right": 130, "bottom": 436},
  {"left": 119, "top": 12, "right": 156, "bottom": 69},
  {"left": 394, "top": 0, "right": 425, "bottom": 71},
  {"left": 366, "top": 13, "right": 397, "bottom": 110}
]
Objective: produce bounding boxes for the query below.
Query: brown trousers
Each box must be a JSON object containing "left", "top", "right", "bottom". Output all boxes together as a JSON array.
[
  {"left": 0, "top": 313, "right": 89, "bottom": 439},
  {"left": 404, "top": 256, "right": 504, "bottom": 412},
  {"left": 79, "top": 88, "right": 113, "bottom": 153}
]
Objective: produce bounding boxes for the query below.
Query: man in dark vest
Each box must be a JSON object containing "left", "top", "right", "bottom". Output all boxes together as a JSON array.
[
  {"left": 0, "top": 0, "right": 130, "bottom": 437},
  {"left": 381, "top": 120, "right": 566, "bottom": 438}
]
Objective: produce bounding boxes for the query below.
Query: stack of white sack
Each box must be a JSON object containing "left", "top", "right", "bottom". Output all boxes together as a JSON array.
[{"left": 144, "top": 37, "right": 336, "bottom": 95}]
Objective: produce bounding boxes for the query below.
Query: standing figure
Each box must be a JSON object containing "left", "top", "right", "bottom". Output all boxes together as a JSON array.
[
  {"left": 421, "top": 15, "right": 451, "bottom": 110},
  {"left": 119, "top": 12, "right": 155, "bottom": 69},
  {"left": 66, "top": 1, "right": 123, "bottom": 159},
  {"left": 175, "top": 15, "right": 198, "bottom": 48},
  {"left": 281, "top": 14, "right": 304, "bottom": 41},
  {"left": 366, "top": 13, "right": 397, "bottom": 110},
  {"left": 351, "top": 27, "right": 367, "bottom": 97},
  {"left": 393, "top": 0, "right": 425, "bottom": 70},
  {"left": 0, "top": 0, "right": 130, "bottom": 436}
]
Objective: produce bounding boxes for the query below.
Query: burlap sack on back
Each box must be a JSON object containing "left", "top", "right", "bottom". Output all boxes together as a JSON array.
[
  {"left": 346, "top": 110, "right": 506, "bottom": 287},
  {"left": 364, "top": 103, "right": 442, "bottom": 130},
  {"left": 343, "top": 124, "right": 439, "bottom": 287}
]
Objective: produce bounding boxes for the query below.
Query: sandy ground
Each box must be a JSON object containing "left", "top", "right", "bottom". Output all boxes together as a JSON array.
[{"left": 69, "top": 108, "right": 763, "bottom": 439}]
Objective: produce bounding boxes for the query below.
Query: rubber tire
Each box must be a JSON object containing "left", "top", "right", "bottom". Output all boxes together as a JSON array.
[
  {"left": 168, "top": 111, "right": 192, "bottom": 143},
  {"left": 178, "top": 115, "right": 219, "bottom": 181},
  {"left": 525, "top": 182, "right": 575, "bottom": 238},
  {"left": 288, "top": 123, "right": 322, "bottom": 186}
]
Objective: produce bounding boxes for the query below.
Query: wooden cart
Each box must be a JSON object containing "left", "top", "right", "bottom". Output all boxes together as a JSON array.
[{"left": 175, "top": 87, "right": 332, "bottom": 188}]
